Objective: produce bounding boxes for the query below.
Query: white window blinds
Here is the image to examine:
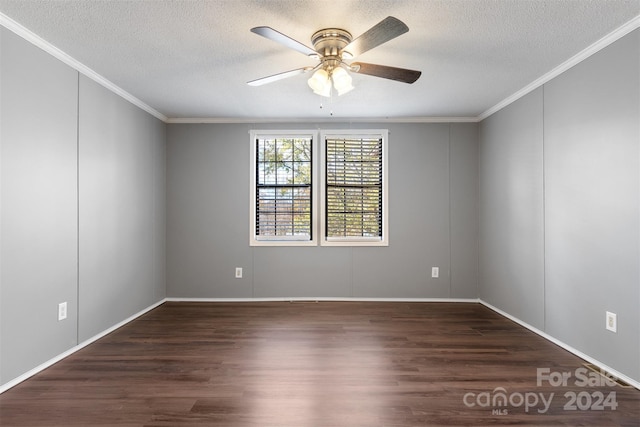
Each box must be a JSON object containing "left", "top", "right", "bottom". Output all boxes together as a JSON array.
[{"left": 325, "top": 136, "right": 383, "bottom": 240}]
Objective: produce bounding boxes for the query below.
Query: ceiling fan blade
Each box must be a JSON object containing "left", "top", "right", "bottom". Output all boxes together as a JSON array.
[
  {"left": 342, "top": 16, "right": 409, "bottom": 58},
  {"left": 350, "top": 62, "right": 421, "bottom": 84},
  {"left": 247, "top": 67, "right": 313, "bottom": 86},
  {"left": 251, "top": 26, "right": 318, "bottom": 57}
]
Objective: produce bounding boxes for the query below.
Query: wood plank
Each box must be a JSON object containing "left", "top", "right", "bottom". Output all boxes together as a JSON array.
[{"left": 0, "top": 302, "right": 638, "bottom": 426}]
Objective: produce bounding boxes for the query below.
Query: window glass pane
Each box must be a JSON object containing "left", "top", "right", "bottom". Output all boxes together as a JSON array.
[{"left": 255, "top": 135, "right": 313, "bottom": 240}]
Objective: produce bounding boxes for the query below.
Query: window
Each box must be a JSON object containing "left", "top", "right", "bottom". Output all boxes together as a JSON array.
[
  {"left": 250, "top": 129, "right": 387, "bottom": 247},
  {"left": 320, "top": 130, "right": 388, "bottom": 246},
  {"left": 250, "top": 131, "right": 316, "bottom": 246}
]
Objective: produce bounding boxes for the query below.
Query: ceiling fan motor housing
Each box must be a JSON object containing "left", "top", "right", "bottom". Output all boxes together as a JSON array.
[{"left": 311, "top": 28, "right": 353, "bottom": 69}]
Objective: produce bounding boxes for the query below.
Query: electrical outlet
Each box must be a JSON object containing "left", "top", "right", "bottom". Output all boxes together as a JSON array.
[
  {"left": 58, "top": 302, "right": 67, "bottom": 321},
  {"left": 605, "top": 311, "right": 617, "bottom": 333},
  {"left": 431, "top": 267, "right": 439, "bottom": 278},
  {"left": 235, "top": 267, "right": 243, "bottom": 279}
]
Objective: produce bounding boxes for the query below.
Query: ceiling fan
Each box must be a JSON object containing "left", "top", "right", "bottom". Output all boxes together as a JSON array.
[{"left": 247, "top": 16, "right": 421, "bottom": 97}]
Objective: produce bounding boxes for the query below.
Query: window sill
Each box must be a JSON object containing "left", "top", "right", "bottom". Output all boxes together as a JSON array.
[{"left": 250, "top": 239, "right": 317, "bottom": 247}]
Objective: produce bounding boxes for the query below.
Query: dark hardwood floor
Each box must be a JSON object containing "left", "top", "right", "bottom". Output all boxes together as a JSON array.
[{"left": 0, "top": 302, "right": 638, "bottom": 426}]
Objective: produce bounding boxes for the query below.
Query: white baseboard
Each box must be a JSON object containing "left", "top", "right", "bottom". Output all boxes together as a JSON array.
[
  {"left": 166, "top": 296, "right": 481, "bottom": 303},
  {"left": 0, "top": 298, "right": 167, "bottom": 394},
  {"left": 479, "top": 299, "right": 640, "bottom": 391},
  {"left": 4, "top": 297, "right": 637, "bottom": 394},
  {"left": 0, "top": 297, "right": 477, "bottom": 393}
]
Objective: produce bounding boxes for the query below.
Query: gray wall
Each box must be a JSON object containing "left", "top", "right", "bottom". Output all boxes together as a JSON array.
[
  {"left": 78, "top": 76, "right": 166, "bottom": 341},
  {"left": 479, "top": 29, "right": 640, "bottom": 381},
  {"left": 0, "top": 28, "right": 166, "bottom": 386},
  {"left": 478, "top": 88, "right": 545, "bottom": 329},
  {"left": 167, "top": 123, "right": 478, "bottom": 299},
  {"left": 1, "top": 28, "right": 79, "bottom": 386}
]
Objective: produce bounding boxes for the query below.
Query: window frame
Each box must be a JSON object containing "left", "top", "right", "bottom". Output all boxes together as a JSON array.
[
  {"left": 249, "top": 130, "right": 318, "bottom": 247},
  {"left": 319, "top": 129, "right": 389, "bottom": 247}
]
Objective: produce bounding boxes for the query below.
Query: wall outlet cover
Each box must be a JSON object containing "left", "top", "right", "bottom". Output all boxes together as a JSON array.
[
  {"left": 605, "top": 311, "right": 617, "bottom": 333},
  {"left": 58, "top": 302, "right": 67, "bottom": 321}
]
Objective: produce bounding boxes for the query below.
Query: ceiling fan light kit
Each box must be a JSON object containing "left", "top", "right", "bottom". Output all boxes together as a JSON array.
[
  {"left": 307, "top": 66, "right": 354, "bottom": 98},
  {"left": 330, "top": 67, "right": 354, "bottom": 96},
  {"left": 248, "top": 16, "right": 421, "bottom": 99},
  {"left": 307, "top": 68, "right": 331, "bottom": 96}
]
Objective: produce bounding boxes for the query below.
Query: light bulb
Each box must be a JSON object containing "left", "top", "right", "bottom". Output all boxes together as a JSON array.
[
  {"left": 307, "top": 69, "right": 331, "bottom": 97},
  {"left": 331, "top": 67, "right": 354, "bottom": 96}
]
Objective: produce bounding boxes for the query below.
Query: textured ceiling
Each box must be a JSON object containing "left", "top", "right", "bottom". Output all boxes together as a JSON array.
[{"left": 0, "top": 0, "right": 639, "bottom": 121}]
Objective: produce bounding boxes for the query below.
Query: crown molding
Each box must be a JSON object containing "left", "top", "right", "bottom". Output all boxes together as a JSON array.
[
  {"left": 165, "top": 116, "right": 480, "bottom": 124},
  {"left": 0, "top": 12, "right": 168, "bottom": 123},
  {"left": 3, "top": 11, "right": 638, "bottom": 125},
  {"left": 478, "top": 14, "right": 640, "bottom": 121}
]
